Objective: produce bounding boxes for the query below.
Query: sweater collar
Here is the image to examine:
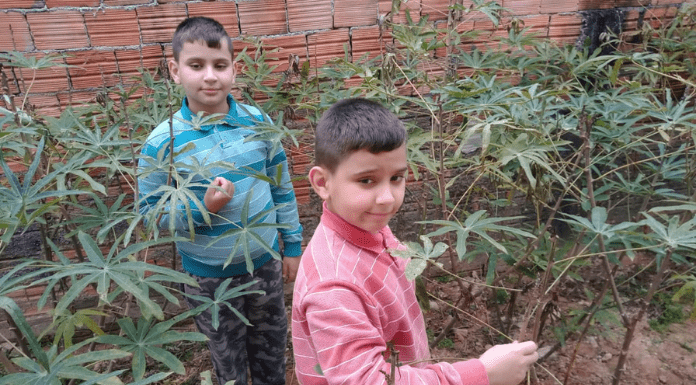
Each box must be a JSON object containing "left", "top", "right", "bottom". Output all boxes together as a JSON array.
[
  {"left": 180, "top": 95, "right": 256, "bottom": 131},
  {"left": 321, "top": 201, "right": 400, "bottom": 253}
]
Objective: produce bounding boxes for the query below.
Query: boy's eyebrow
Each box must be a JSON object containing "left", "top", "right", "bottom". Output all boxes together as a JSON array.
[
  {"left": 183, "top": 56, "right": 232, "bottom": 63},
  {"left": 351, "top": 166, "right": 408, "bottom": 176}
]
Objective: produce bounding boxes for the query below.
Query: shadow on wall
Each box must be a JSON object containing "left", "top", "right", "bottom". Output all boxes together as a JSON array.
[{"left": 577, "top": 8, "right": 626, "bottom": 54}]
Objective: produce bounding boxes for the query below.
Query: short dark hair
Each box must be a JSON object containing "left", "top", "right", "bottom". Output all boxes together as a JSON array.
[
  {"left": 315, "top": 98, "right": 407, "bottom": 172},
  {"left": 172, "top": 17, "right": 234, "bottom": 62}
]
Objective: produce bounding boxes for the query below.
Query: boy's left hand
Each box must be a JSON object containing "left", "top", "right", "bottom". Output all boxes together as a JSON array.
[{"left": 283, "top": 256, "right": 301, "bottom": 283}]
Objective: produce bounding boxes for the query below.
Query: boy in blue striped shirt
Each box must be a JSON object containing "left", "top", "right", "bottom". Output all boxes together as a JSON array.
[{"left": 137, "top": 16, "right": 303, "bottom": 385}]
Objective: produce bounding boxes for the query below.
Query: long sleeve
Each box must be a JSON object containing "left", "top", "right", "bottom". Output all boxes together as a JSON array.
[
  {"left": 295, "top": 281, "right": 487, "bottom": 385},
  {"left": 266, "top": 146, "right": 303, "bottom": 257}
]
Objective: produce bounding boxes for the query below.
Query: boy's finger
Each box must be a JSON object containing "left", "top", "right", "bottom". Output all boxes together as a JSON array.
[{"left": 518, "top": 341, "right": 538, "bottom": 353}]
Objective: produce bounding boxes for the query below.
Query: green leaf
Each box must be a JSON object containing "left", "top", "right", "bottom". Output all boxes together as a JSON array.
[{"left": 98, "top": 314, "right": 206, "bottom": 380}]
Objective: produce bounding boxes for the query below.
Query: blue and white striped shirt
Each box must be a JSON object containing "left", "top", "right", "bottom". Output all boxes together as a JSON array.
[{"left": 138, "top": 95, "right": 303, "bottom": 277}]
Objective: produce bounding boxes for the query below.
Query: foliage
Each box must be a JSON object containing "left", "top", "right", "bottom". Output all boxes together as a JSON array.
[{"left": 1, "top": 1, "right": 695, "bottom": 384}]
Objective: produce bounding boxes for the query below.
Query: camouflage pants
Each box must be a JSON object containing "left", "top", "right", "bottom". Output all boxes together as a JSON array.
[{"left": 183, "top": 258, "right": 287, "bottom": 385}]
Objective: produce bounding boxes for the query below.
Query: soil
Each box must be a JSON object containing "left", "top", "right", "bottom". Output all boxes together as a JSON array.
[{"left": 160, "top": 271, "right": 696, "bottom": 385}]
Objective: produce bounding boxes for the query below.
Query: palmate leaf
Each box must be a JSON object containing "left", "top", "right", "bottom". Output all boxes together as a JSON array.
[
  {"left": 62, "top": 193, "right": 136, "bottom": 243},
  {"left": 40, "top": 308, "right": 107, "bottom": 349},
  {"left": 37, "top": 231, "right": 196, "bottom": 320},
  {"left": 184, "top": 279, "right": 264, "bottom": 331},
  {"left": 138, "top": 144, "right": 239, "bottom": 237},
  {"left": 390, "top": 235, "right": 448, "bottom": 280},
  {"left": 0, "top": 51, "right": 69, "bottom": 70},
  {"left": 0, "top": 137, "right": 83, "bottom": 236},
  {"left": 497, "top": 133, "right": 566, "bottom": 189},
  {"left": 422, "top": 210, "right": 535, "bottom": 258},
  {"left": 239, "top": 108, "right": 302, "bottom": 157},
  {"left": 97, "top": 308, "right": 207, "bottom": 380},
  {"left": 642, "top": 214, "right": 696, "bottom": 252},
  {"left": 211, "top": 188, "right": 291, "bottom": 273},
  {"left": 51, "top": 109, "right": 133, "bottom": 157},
  {"left": 0, "top": 337, "right": 129, "bottom": 385}
]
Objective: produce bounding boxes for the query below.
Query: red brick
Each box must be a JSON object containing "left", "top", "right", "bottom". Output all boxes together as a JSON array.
[
  {"left": 187, "top": 2, "right": 240, "bottom": 38},
  {"left": 0, "top": 0, "right": 43, "bottom": 8},
  {"left": 334, "top": 0, "right": 378, "bottom": 28},
  {"left": 103, "top": 0, "right": 151, "bottom": 5},
  {"left": 539, "top": 0, "right": 578, "bottom": 13},
  {"left": 421, "top": 0, "right": 450, "bottom": 22},
  {"left": 66, "top": 50, "right": 120, "bottom": 90},
  {"left": 352, "top": 25, "right": 389, "bottom": 61},
  {"left": 115, "top": 45, "right": 165, "bottom": 82},
  {"left": 137, "top": 3, "right": 187, "bottom": 44},
  {"left": 578, "top": 0, "right": 616, "bottom": 10},
  {"left": 238, "top": 0, "right": 287, "bottom": 36},
  {"left": 548, "top": 13, "right": 582, "bottom": 44},
  {"left": 644, "top": 6, "right": 678, "bottom": 29},
  {"left": 379, "top": 0, "right": 420, "bottom": 24},
  {"left": 0, "top": 12, "right": 33, "bottom": 51},
  {"left": 7, "top": 53, "right": 70, "bottom": 94},
  {"left": 287, "top": 0, "right": 333, "bottom": 32},
  {"left": 163, "top": 45, "right": 174, "bottom": 62},
  {"left": 259, "top": 35, "right": 309, "bottom": 73},
  {"left": 85, "top": 8, "right": 140, "bottom": 47},
  {"left": 307, "top": 29, "right": 350, "bottom": 68},
  {"left": 45, "top": 0, "right": 100, "bottom": 7},
  {"left": 57, "top": 89, "right": 102, "bottom": 110},
  {"left": 27, "top": 10, "right": 89, "bottom": 50},
  {"left": 615, "top": 0, "right": 648, "bottom": 6},
  {"left": 623, "top": 9, "right": 642, "bottom": 33},
  {"left": 24, "top": 94, "right": 62, "bottom": 117},
  {"left": 511, "top": 14, "right": 550, "bottom": 38},
  {"left": 503, "top": 0, "right": 541, "bottom": 15}
]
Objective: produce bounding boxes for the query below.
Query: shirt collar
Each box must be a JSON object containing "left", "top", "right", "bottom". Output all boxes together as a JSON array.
[
  {"left": 320, "top": 201, "right": 400, "bottom": 253},
  {"left": 180, "top": 95, "right": 256, "bottom": 131}
]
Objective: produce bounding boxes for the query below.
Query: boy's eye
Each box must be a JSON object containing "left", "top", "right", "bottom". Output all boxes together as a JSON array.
[
  {"left": 189, "top": 63, "right": 201, "bottom": 69},
  {"left": 358, "top": 178, "right": 373, "bottom": 184},
  {"left": 391, "top": 175, "right": 405, "bottom": 182},
  {"left": 216, "top": 63, "right": 228, "bottom": 69}
]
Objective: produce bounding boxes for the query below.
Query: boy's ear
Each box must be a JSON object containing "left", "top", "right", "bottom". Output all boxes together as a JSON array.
[
  {"left": 168, "top": 59, "right": 181, "bottom": 84},
  {"left": 308, "top": 166, "right": 330, "bottom": 201}
]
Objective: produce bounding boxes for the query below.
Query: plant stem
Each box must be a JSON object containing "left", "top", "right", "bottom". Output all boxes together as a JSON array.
[{"left": 612, "top": 249, "right": 672, "bottom": 385}]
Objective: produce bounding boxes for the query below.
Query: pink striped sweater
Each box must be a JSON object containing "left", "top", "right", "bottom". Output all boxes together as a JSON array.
[{"left": 291, "top": 204, "right": 489, "bottom": 384}]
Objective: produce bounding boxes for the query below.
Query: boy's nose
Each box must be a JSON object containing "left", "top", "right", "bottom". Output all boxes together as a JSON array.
[
  {"left": 375, "top": 185, "right": 395, "bottom": 204},
  {"left": 203, "top": 66, "right": 216, "bottom": 80}
]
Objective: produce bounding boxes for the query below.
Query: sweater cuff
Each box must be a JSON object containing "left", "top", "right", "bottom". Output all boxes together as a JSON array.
[
  {"left": 283, "top": 241, "right": 302, "bottom": 257},
  {"left": 452, "top": 359, "right": 489, "bottom": 385}
]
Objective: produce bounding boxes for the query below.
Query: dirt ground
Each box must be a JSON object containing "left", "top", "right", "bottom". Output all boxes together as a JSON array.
[{"left": 163, "top": 272, "right": 695, "bottom": 385}]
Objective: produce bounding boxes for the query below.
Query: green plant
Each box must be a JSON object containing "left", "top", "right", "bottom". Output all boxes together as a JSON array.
[{"left": 1, "top": 1, "right": 695, "bottom": 384}]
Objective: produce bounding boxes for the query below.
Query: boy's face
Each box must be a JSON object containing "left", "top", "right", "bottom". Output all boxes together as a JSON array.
[
  {"left": 169, "top": 39, "right": 236, "bottom": 116},
  {"left": 311, "top": 144, "right": 408, "bottom": 234}
]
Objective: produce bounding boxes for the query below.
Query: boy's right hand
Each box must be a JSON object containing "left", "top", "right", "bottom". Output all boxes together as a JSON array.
[
  {"left": 479, "top": 340, "right": 538, "bottom": 385},
  {"left": 204, "top": 177, "right": 235, "bottom": 213}
]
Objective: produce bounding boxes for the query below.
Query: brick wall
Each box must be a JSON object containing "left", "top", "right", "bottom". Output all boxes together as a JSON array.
[
  {"left": 0, "top": 0, "right": 686, "bottom": 234},
  {"left": 0, "top": 0, "right": 684, "bottom": 110}
]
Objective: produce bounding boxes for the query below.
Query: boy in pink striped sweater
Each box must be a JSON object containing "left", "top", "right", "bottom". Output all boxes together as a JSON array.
[{"left": 291, "top": 98, "right": 538, "bottom": 385}]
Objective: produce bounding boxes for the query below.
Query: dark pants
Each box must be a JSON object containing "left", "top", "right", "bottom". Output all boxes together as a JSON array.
[{"left": 184, "top": 258, "right": 287, "bottom": 385}]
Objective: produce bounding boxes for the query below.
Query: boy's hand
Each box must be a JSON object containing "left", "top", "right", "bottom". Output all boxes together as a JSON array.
[
  {"left": 479, "top": 340, "right": 538, "bottom": 385},
  {"left": 282, "top": 256, "right": 301, "bottom": 283},
  {"left": 204, "top": 177, "right": 235, "bottom": 213}
]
